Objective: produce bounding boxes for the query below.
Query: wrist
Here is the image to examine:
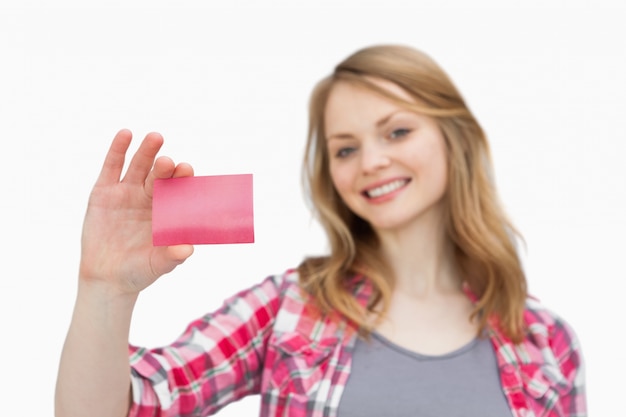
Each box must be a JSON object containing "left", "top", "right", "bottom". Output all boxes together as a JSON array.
[{"left": 76, "top": 278, "right": 140, "bottom": 308}]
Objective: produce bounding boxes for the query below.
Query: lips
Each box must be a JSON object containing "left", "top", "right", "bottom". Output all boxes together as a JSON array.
[{"left": 362, "top": 178, "right": 410, "bottom": 198}]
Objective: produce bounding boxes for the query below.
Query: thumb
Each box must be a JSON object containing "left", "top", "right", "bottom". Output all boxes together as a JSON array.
[
  {"left": 167, "top": 244, "right": 194, "bottom": 263},
  {"left": 150, "top": 245, "right": 194, "bottom": 276}
]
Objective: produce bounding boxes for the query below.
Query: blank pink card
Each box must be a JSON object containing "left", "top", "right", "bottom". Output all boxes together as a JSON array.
[{"left": 152, "top": 174, "right": 254, "bottom": 246}]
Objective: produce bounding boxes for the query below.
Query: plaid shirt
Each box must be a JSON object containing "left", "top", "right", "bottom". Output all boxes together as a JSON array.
[{"left": 128, "top": 270, "right": 586, "bottom": 417}]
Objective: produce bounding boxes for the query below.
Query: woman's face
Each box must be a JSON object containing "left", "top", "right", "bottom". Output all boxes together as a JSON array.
[{"left": 324, "top": 78, "right": 449, "bottom": 234}]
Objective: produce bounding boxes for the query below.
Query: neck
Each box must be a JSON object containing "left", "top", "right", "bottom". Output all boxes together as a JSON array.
[{"left": 376, "top": 207, "right": 461, "bottom": 298}]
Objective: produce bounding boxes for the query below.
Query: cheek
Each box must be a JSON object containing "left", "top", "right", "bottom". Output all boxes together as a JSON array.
[
  {"left": 329, "top": 163, "right": 353, "bottom": 195},
  {"left": 428, "top": 144, "right": 449, "bottom": 195},
  {"left": 408, "top": 138, "right": 449, "bottom": 190}
]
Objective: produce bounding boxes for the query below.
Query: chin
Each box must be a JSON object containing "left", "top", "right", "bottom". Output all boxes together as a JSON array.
[{"left": 367, "top": 219, "right": 408, "bottom": 233}]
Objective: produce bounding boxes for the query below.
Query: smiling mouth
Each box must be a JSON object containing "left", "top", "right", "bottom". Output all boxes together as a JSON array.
[{"left": 364, "top": 179, "right": 410, "bottom": 198}]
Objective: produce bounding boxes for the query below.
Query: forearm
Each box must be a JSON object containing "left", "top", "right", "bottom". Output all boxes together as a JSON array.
[{"left": 55, "top": 280, "right": 138, "bottom": 417}]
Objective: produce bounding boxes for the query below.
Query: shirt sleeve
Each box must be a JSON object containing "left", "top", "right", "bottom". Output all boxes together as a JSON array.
[
  {"left": 126, "top": 272, "right": 289, "bottom": 417},
  {"left": 550, "top": 315, "right": 587, "bottom": 416}
]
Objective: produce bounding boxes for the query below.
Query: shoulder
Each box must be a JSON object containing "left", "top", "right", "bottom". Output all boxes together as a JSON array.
[
  {"left": 519, "top": 296, "right": 585, "bottom": 395},
  {"left": 204, "top": 268, "right": 302, "bottom": 329},
  {"left": 268, "top": 269, "right": 324, "bottom": 332},
  {"left": 235, "top": 268, "right": 315, "bottom": 329},
  {"left": 267, "top": 269, "right": 354, "bottom": 342},
  {"left": 253, "top": 268, "right": 306, "bottom": 311},
  {"left": 523, "top": 296, "right": 582, "bottom": 357},
  {"left": 226, "top": 268, "right": 301, "bottom": 303}
]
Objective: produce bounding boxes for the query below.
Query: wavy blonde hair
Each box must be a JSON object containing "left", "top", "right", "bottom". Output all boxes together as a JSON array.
[{"left": 298, "top": 45, "right": 527, "bottom": 343}]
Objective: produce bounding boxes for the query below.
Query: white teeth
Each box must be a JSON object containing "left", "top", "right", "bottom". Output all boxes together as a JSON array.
[{"left": 366, "top": 179, "right": 408, "bottom": 198}]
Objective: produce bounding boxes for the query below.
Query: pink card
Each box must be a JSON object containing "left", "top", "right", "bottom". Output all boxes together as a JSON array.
[{"left": 152, "top": 174, "right": 254, "bottom": 246}]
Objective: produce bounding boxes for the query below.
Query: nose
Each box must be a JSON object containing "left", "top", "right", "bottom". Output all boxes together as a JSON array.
[{"left": 360, "top": 141, "right": 390, "bottom": 174}]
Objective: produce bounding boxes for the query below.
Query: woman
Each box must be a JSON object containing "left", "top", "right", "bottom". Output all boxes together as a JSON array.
[{"left": 55, "top": 45, "right": 586, "bottom": 417}]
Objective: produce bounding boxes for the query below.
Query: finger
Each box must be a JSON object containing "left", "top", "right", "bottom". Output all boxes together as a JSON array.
[
  {"left": 145, "top": 160, "right": 193, "bottom": 198},
  {"left": 152, "top": 156, "right": 176, "bottom": 179},
  {"left": 144, "top": 156, "right": 175, "bottom": 198},
  {"left": 172, "top": 162, "right": 194, "bottom": 178},
  {"left": 96, "top": 129, "right": 133, "bottom": 186},
  {"left": 122, "top": 132, "right": 164, "bottom": 184}
]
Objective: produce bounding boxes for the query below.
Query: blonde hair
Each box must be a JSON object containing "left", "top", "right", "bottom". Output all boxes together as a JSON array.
[{"left": 298, "top": 45, "right": 527, "bottom": 343}]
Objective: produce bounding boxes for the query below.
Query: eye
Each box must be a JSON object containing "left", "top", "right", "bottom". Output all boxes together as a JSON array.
[
  {"left": 335, "top": 147, "right": 356, "bottom": 158},
  {"left": 389, "top": 128, "right": 411, "bottom": 140}
]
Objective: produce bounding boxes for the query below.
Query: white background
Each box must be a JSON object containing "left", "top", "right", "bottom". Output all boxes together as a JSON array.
[{"left": 1, "top": 0, "right": 624, "bottom": 415}]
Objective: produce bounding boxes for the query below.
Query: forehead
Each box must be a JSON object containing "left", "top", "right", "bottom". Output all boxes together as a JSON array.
[
  {"left": 327, "top": 76, "right": 415, "bottom": 108},
  {"left": 324, "top": 77, "right": 416, "bottom": 132},
  {"left": 324, "top": 77, "right": 416, "bottom": 137}
]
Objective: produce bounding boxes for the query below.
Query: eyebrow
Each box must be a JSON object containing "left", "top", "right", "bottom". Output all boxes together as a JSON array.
[{"left": 326, "top": 110, "right": 407, "bottom": 141}]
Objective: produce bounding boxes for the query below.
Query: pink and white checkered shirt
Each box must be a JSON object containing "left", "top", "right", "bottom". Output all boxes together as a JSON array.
[{"left": 128, "top": 270, "right": 586, "bottom": 416}]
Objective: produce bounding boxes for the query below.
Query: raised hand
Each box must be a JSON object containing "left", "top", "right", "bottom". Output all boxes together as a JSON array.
[{"left": 79, "top": 129, "right": 194, "bottom": 295}]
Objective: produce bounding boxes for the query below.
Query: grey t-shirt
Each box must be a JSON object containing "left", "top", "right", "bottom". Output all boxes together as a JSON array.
[{"left": 337, "top": 332, "right": 512, "bottom": 416}]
